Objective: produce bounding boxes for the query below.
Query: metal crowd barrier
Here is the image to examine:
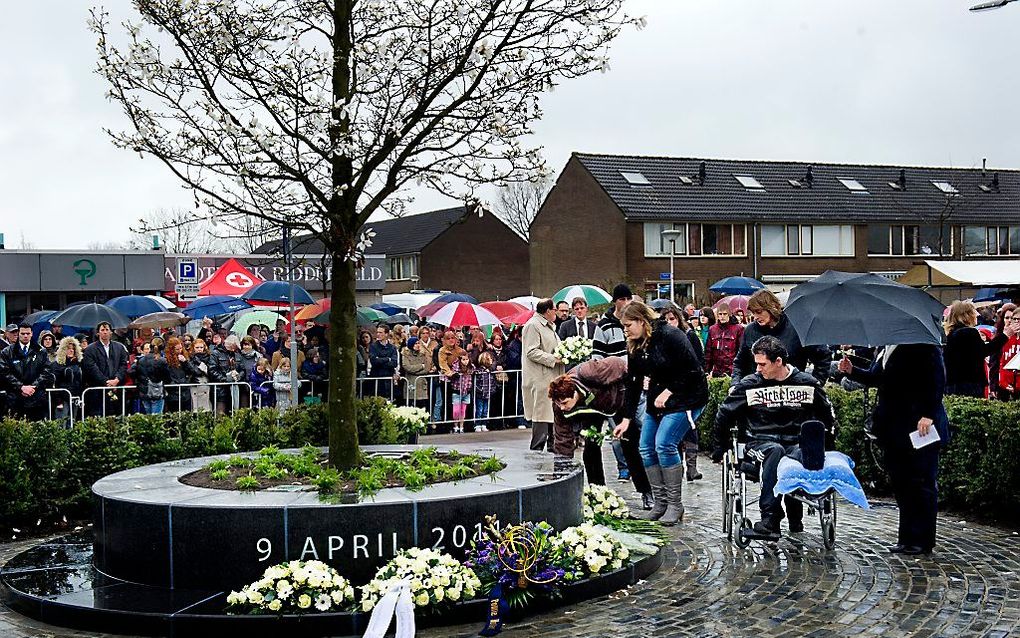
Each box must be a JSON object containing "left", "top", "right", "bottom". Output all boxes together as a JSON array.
[
  {"left": 80, "top": 381, "right": 255, "bottom": 418},
  {"left": 46, "top": 388, "right": 77, "bottom": 428},
  {"left": 356, "top": 369, "right": 526, "bottom": 427}
]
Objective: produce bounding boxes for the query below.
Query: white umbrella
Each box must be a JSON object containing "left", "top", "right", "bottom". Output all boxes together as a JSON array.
[
  {"left": 146, "top": 295, "right": 178, "bottom": 310},
  {"left": 508, "top": 295, "right": 541, "bottom": 311}
]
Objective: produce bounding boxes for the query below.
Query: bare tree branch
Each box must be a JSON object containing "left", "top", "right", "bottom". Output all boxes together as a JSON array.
[{"left": 491, "top": 177, "right": 550, "bottom": 239}]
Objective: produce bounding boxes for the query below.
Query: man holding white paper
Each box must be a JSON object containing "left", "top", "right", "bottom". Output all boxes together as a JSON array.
[{"left": 838, "top": 343, "right": 947, "bottom": 556}]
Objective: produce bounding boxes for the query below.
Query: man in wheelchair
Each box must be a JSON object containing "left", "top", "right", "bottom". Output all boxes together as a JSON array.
[{"left": 712, "top": 336, "right": 835, "bottom": 537}]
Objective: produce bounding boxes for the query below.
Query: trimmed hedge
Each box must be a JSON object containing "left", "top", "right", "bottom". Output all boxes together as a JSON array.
[
  {"left": 0, "top": 398, "right": 402, "bottom": 530},
  {"left": 697, "top": 377, "right": 1020, "bottom": 521}
]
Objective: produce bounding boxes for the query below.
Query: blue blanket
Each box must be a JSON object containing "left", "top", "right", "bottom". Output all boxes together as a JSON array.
[{"left": 774, "top": 451, "right": 870, "bottom": 509}]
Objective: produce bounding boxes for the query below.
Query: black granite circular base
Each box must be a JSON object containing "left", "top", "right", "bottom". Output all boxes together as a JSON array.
[
  {"left": 0, "top": 531, "right": 664, "bottom": 638},
  {"left": 92, "top": 444, "right": 582, "bottom": 590}
]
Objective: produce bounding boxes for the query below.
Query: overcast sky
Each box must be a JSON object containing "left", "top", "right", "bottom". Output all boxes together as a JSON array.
[{"left": 1, "top": 1, "right": 1018, "bottom": 250}]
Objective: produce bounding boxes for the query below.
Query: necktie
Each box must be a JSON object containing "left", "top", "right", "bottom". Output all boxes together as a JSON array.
[
  {"left": 579, "top": 320, "right": 586, "bottom": 339},
  {"left": 23, "top": 346, "right": 29, "bottom": 357}
]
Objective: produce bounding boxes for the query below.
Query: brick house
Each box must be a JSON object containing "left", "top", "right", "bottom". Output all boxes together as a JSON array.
[
  {"left": 530, "top": 153, "right": 1019, "bottom": 304},
  {"left": 260, "top": 205, "right": 531, "bottom": 302}
]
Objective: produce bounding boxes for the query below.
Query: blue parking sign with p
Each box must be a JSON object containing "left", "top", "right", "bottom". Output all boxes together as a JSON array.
[{"left": 178, "top": 260, "right": 198, "bottom": 282}]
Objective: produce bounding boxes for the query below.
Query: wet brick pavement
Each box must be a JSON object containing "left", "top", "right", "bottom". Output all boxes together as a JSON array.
[{"left": 3, "top": 429, "right": 1019, "bottom": 637}]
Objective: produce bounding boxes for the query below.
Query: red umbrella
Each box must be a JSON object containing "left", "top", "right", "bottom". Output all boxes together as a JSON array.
[
  {"left": 505, "top": 309, "right": 535, "bottom": 326},
  {"left": 479, "top": 301, "right": 528, "bottom": 324},
  {"left": 714, "top": 295, "right": 750, "bottom": 313}
]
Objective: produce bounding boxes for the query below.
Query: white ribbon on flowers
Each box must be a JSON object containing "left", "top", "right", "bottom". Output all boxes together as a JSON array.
[{"left": 362, "top": 579, "right": 416, "bottom": 638}]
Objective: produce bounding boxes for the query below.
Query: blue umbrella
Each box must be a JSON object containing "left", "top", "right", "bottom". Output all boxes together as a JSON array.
[
  {"left": 709, "top": 276, "right": 766, "bottom": 296},
  {"left": 183, "top": 295, "right": 254, "bottom": 319},
  {"left": 431, "top": 292, "right": 478, "bottom": 305},
  {"left": 370, "top": 302, "right": 404, "bottom": 316},
  {"left": 240, "top": 281, "right": 315, "bottom": 305},
  {"left": 106, "top": 295, "right": 168, "bottom": 319},
  {"left": 972, "top": 288, "right": 1016, "bottom": 303}
]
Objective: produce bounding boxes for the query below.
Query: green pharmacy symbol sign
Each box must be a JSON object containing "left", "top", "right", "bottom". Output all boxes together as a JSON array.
[{"left": 73, "top": 259, "right": 97, "bottom": 286}]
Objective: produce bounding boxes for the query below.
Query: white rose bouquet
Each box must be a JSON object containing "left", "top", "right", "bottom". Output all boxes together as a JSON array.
[
  {"left": 390, "top": 405, "right": 430, "bottom": 440},
  {"left": 554, "top": 336, "right": 593, "bottom": 367},
  {"left": 582, "top": 484, "right": 629, "bottom": 521},
  {"left": 551, "top": 523, "right": 630, "bottom": 578},
  {"left": 360, "top": 547, "right": 481, "bottom": 612},
  {"left": 225, "top": 559, "right": 356, "bottom": 615}
]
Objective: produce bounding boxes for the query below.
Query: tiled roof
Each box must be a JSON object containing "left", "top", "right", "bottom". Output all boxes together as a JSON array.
[
  {"left": 257, "top": 206, "right": 469, "bottom": 255},
  {"left": 574, "top": 153, "right": 1017, "bottom": 225}
]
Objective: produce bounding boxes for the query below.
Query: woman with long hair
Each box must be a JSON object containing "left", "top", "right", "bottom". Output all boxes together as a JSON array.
[
  {"left": 990, "top": 303, "right": 1018, "bottom": 400},
  {"left": 612, "top": 301, "right": 708, "bottom": 525},
  {"left": 50, "top": 336, "right": 84, "bottom": 423},
  {"left": 164, "top": 337, "right": 194, "bottom": 412},
  {"left": 943, "top": 300, "right": 1011, "bottom": 398}
]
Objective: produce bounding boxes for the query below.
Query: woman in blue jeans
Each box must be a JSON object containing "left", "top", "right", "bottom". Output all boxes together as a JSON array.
[{"left": 613, "top": 302, "right": 708, "bottom": 525}]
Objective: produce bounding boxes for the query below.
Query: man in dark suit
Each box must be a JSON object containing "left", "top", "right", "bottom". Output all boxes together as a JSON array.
[
  {"left": 839, "top": 343, "right": 947, "bottom": 555},
  {"left": 83, "top": 321, "right": 129, "bottom": 416},
  {"left": 557, "top": 297, "right": 597, "bottom": 342},
  {"left": 0, "top": 323, "right": 54, "bottom": 420}
]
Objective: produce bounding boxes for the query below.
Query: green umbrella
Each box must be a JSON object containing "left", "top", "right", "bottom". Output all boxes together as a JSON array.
[
  {"left": 233, "top": 310, "right": 286, "bottom": 337},
  {"left": 354, "top": 306, "right": 388, "bottom": 326},
  {"left": 552, "top": 284, "right": 612, "bottom": 306}
]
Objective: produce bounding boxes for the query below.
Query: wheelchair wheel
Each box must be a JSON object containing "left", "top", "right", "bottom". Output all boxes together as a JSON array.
[
  {"left": 722, "top": 455, "right": 733, "bottom": 537},
  {"left": 735, "top": 517, "right": 753, "bottom": 549},
  {"left": 820, "top": 496, "right": 836, "bottom": 551}
]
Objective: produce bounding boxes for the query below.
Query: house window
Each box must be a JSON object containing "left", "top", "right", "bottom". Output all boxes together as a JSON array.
[
  {"left": 621, "top": 171, "right": 651, "bottom": 186},
  {"left": 386, "top": 254, "right": 419, "bottom": 280},
  {"left": 734, "top": 175, "right": 765, "bottom": 191},
  {"left": 761, "top": 225, "right": 854, "bottom": 256},
  {"left": 837, "top": 177, "right": 869, "bottom": 194},
  {"left": 965, "top": 226, "right": 1020, "bottom": 255},
  {"left": 642, "top": 223, "right": 746, "bottom": 257}
]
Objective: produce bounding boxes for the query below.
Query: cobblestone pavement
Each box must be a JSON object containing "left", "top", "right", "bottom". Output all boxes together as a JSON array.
[{"left": 3, "top": 429, "right": 1020, "bottom": 637}]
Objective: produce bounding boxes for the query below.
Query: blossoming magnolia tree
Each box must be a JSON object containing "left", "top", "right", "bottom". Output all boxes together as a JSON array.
[{"left": 91, "top": 0, "right": 642, "bottom": 469}]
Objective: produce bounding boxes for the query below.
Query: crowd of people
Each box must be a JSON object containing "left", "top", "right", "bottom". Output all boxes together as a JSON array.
[{"left": 0, "top": 315, "right": 331, "bottom": 420}]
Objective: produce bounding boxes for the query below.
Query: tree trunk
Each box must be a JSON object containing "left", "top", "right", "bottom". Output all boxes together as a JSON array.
[{"left": 328, "top": 253, "right": 360, "bottom": 470}]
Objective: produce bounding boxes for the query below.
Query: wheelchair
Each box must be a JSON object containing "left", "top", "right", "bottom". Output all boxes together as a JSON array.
[{"left": 721, "top": 427, "right": 838, "bottom": 550}]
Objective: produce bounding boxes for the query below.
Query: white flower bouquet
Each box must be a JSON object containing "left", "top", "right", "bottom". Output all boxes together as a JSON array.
[
  {"left": 360, "top": 547, "right": 481, "bottom": 612},
  {"left": 390, "top": 405, "right": 430, "bottom": 440},
  {"left": 225, "top": 559, "right": 356, "bottom": 615},
  {"left": 582, "top": 484, "right": 629, "bottom": 521},
  {"left": 554, "top": 336, "right": 593, "bottom": 367},
  {"left": 551, "top": 523, "right": 630, "bottom": 577}
]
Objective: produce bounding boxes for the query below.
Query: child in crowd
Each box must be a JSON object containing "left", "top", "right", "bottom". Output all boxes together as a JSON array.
[
  {"left": 273, "top": 358, "right": 293, "bottom": 410},
  {"left": 473, "top": 351, "right": 496, "bottom": 432},
  {"left": 450, "top": 351, "right": 473, "bottom": 434},
  {"left": 251, "top": 357, "right": 274, "bottom": 408}
]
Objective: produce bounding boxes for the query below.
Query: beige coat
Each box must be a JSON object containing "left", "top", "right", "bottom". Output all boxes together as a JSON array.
[
  {"left": 521, "top": 313, "right": 563, "bottom": 424},
  {"left": 400, "top": 346, "right": 433, "bottom": 402}
]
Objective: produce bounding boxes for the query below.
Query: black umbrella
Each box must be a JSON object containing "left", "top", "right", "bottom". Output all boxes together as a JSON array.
[
  {"left": 648, "top": 299, "right": 676, "bottom": 311},
  {"left": 383, "top": 312, "right": 413, "bottom": 326},
  {"left": 49, "top": 303, "right": 132, "bottom": 331},
  {"left": 785, "top": 271, "right": 945, "bottom": 347}
]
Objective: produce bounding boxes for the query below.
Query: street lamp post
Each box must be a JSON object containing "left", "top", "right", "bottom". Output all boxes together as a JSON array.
[{"left": 660, "top": 228, "right": 684, "bottom": 305}]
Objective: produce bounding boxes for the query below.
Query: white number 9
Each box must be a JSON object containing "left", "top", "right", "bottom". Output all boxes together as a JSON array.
[{"left": 256, "top": 537, "right": 272, "bottom": 562}]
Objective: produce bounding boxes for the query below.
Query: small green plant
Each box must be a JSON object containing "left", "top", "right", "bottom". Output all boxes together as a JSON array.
[
  {"left": 207, "top": 459, "right": 229, "bottom": 472},
  {"left": 227, "top": 455, "right": 250, "bottom": 469},
  {"left": 312, "top": 468, "right": 341, "bottom": 493},
  {"left": 449, "top": 463, "right": 476, "bottom": 480},
  {"left": 258, "top": 445, "right": 280, "bottom": 458},
  {"left": 263, "top": 466, "right": 288, "bottom": 481},
  {"left": 480, "top": 456, "right": 503, "bottom": 474},
  {"left": 210, "top": 469, "right": 230, "bottom": 481},
  {"left": 236, "top": 474, "right": 261, "bottom": 491}
]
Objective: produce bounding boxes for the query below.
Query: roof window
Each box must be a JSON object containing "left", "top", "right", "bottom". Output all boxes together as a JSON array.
[
  {"left": 838, "top": 177, "right": 869, "bottom": 194},
  {"left": 788, "top": 179, "right": 804, "bottom": 188},
  {"left": 678, "top": 175, "right": 694, "bottom": 186},
  {"left": 734, "top": 175, "right": 765, "bottom": 191},
  {"left": 620, "top": 171, "right": 651, "bottom": 186},
  {"left": 931, "top": 180, "right": 959, "bottom": 195}
]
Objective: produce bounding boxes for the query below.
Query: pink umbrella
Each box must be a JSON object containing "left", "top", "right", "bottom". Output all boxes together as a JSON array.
[
  {"left": 505, "top": 309, "right": 535, "bottom": 326},
  {"left": 713, "top": 295, "right": 750, "bottom": 313},
  {"left": 428, "top": 302, "right": 502, "bottom": 329}
]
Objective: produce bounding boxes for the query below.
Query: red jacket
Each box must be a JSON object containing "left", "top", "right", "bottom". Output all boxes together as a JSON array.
[
  {"left": 999, "top": 335, "right": 1020, "bottom": 392},
  {"left": 704, "top": 321, "right": 744, "bottom": 377}
]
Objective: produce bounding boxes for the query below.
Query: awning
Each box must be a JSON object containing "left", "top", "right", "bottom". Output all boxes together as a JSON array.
[
  {"left": 198, "top": 258, "right": 265, "bottom": 296},
  {"left": 899, "top": 260, "right": 1020, "bottom": 287}
]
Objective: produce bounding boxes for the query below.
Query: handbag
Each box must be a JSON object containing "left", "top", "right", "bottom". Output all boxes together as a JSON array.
[{"left": 145, "top": 380, "right": 165, "bottom": 400}]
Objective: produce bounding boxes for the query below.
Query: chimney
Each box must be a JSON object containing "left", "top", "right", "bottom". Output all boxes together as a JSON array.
[
  {"left": 898, "top": 169, "right": 906, "bottom": 190},
  {"left": 804, "top": 166, "right": 814, "bottom": 188},
  {"left": 982, "top": 158, "right": 987, "bottom": 176},
  {"left": 698, "top": 161, "right": 706, "bottom": 186}
]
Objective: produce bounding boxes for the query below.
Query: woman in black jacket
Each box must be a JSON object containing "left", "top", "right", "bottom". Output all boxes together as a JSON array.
[
  {"left": 943, "top": 300, "right": 1011, "bottom": 397},
  {"left": 50, "top": 336, "right": 84, "bottom": 423},
  {"left": 164, "top": 337, "right": 194, "bottom": 412},
  {"left": 661, "top": 304, "right": 705, "bottom": 481},
  {"left": 612, "top": 302, "right": 708, "bottom": 525},
  {"left": 731, "top": 290, "right": 831, "bottom": 385}
]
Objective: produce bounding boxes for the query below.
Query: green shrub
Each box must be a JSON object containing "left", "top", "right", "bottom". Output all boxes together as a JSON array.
[{"left": 0, "top": 397, "right": 401, "bottom": 530}]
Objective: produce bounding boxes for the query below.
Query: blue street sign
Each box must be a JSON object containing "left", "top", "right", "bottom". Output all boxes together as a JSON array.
[
  {"left": 177, "top": 259, "right": 199, "bottom": 284},
  {"left": 658, "top": 285, "right": 670, "bottom": 294},
  {"left": 659, "top": 272, "right": 671, "bottom": 280}
]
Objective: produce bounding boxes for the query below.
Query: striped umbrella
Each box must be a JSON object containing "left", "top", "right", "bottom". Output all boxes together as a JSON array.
[
  {"left": 428, "top": 302, "right": 502, "bottom": 329},
  {"left": 295, "top": 299, "right": 330, "bottom": 321},
  {"left": 353, "top": 306, "right": 388, "bottom": 326},
  {"left": 552, "top": 285, "right": 612, "bottom": 306}
]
